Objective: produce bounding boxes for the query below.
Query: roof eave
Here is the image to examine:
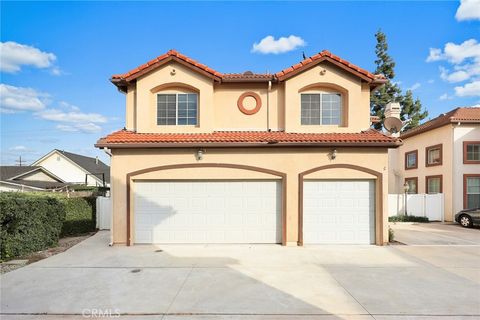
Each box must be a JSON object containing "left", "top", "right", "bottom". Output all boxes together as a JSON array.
[{"left": 95, "top": 141, "right": 402, "bottom": 149}]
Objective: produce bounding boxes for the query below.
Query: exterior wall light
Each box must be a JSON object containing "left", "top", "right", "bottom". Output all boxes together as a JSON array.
[
  {"left": 330, "top": 149, "right": 337, "bottom": 160},
  {"left": 196, "top": 149, "right": 204, "bottom": 161},
  {"left": 170, "top": 69, "right": 176, "bottom": 76}
]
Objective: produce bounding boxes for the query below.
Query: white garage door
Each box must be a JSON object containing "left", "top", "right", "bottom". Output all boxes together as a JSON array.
[
  {"left": 134, "top": 180, "right": 281, "bottom": 244},
  {"left": 303, "top": 180, "right": 375, "bottom": 244}
]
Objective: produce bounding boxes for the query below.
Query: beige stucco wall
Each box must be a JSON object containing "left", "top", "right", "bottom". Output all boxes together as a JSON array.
[
  {"left": 393, "top": 125, "right": 454, "bottom": 220},
  {"left": 134, "top": 61, "right": 215, "bottom": 133},
  {"left": 110, "top": 147, "right": 389, "bottom": 246},
  {"left": 213, "top": 83, "right": 282, "bottom": 131},
  {"left": 124, "top": 61, "right": 371, "bottom": 134},
  {"left": 284, "top": 63, "right": 370, "bottom": 133},
  {"left": 453, "top": 124, "right": 480, "bottom": 214}
]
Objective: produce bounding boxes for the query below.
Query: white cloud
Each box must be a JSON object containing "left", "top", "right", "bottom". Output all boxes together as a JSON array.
[
  {"left": 440, "top": 66, "right": 470, "bottom": 83},
  {"left": 427, "top": 39, "right": 480, "bottom": 64},
  {"left": 427, "top": 79, "right": 435, "bottom": 84},
  {"left": 9, "top": 145, "right": 27, "bottom": 152},
  {"left": 0, "top": 41, "right": 57, "bottom": 73},
  {"left": 439, "top": 93, "right": 453, "bottom": 100},
  {"left": 407, "top": 82, "right": 421, "bottom": 91},
  {"left": 36, "top": 107, "right": 107, "bottom": 133},
  {"left": 427, "top": 39, "right": 480, "bottom": 96},
  {"left": 56, "top": 123, "right": 102, "bottom": 133},
  {"left": 456, "top": 0, "right": 480, "bottom": 21},
  {"left": 0, "top": 84, "right": 49, "bottom": 113},
  {"left": 455, "top": 80, "right": 480, "bottom": 97},
  {"left": 252, "top": 35, "right": 306, "bottom": 54},
  {"left": 36, "top": 109, "right": 107, "bottom": 124}
]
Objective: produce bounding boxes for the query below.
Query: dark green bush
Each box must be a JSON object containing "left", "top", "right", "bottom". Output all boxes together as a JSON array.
[
  {"left": 0, "top": 193, "right": 66, "bottom": 260},
  {"left": 60, "top": 197, "right": 96, "bottom": 237},
  {"left": 389, "top": 215, "right": 429, "bottom": 223}
]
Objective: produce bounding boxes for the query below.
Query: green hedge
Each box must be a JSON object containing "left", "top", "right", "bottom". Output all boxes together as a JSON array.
[
  {"left": 60, "top": 196, "right": 96, "bottom": 237},
  {"left": 389, "top": 215, "right": 429, "bottom": 223},
  {"left": 0, "top": 193, "right": 66, "bottom": 260}
]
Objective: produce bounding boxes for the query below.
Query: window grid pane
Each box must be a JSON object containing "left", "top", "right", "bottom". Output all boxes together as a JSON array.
[
  {"left": 157, "top": 94, "right": 177, "bottom": 126},
  {"left": 428, "top": 148, "right": 441, "bottom": 164},
  {"left": 157, "top": 93, "right": 198, "bottom": 126},
  {"left": 406, "top": 153, "right": 416, "bottom": 168},
  {"left": 466, "top": 177, "right": 480, "bottom": 208},
  {"left": 467, "top": 144, "right": 480, "bottom": 161},
  {"left": 427, "top": 178, "right": 440, "bottom": 194},
  {"left": 301, "top": 93, "right": 341, "bottom": 125}
]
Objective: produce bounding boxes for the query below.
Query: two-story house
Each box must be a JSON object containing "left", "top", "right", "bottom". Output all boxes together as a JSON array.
[
  {"left": 96, "top": 49, "right": 401, "bottom": 246},
  {"left": 388, "top": 107, "right": 480, "bottom": 221}
]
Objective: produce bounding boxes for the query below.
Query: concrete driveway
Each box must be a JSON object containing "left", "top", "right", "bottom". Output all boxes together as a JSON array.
[
  {"left": 390, "top": 222, "right": 480, "bottom": 245},
  {"left": 1, "top": 231, "right": 479, "bottom": 320}
]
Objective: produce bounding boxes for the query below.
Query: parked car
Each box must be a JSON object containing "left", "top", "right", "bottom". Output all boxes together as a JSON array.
[{"left": 455, "top": 208, "right": 480, "bottom": 228}]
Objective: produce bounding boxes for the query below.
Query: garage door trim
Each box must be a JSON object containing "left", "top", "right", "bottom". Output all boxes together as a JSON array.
[
  {"left": 298, "top": 164, "right": 383, "bottom": 246},
  {"left": 126, "top": 163, "right": 287, "bottom": 246}
]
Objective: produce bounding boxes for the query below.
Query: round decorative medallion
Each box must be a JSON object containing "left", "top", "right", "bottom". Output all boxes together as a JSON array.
[{"left": 237, "top": 92, "right": 262, "bottom": 115}]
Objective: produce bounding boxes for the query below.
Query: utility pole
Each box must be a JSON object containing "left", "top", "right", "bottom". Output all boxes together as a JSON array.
[{"left": 15, "top": 156, "right": 26, "bottom": 166}]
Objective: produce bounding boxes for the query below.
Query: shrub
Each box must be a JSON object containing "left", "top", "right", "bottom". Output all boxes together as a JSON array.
[
  {"left": 388, "top": 227, "right": 395, "bottom": 242},
  {"left": 0, "top": 193, "right": 66, "bottom": 260},
  {"left": 389, "top": 215, "right": 429, "bottom": 223},
  {"left": 60, "top": 197, "right": 96, "bottom": 237}
]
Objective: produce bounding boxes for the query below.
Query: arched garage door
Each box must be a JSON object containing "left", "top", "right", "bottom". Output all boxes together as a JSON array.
[
  {"left": 303, "top": 180, "right": 375, "bottom": 244},
  {"left": 134, "top": 180, "right": 282, "bottom": 244}
]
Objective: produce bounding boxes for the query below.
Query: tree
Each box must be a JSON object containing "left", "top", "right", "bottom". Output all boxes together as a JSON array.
[
  {"left": 370, "top": 30, "right": 428, "bottom": 131},
  {"left": 400, "top": 90, "right": 428, "bottom": 131}
]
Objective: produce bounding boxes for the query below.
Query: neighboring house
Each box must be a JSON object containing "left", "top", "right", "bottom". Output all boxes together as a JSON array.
[
  {"left": 32, "top": 149, "right": 110, "bottom": 187},
  {"left": 0, "top": 166, "right": 67, "bottom": 192},
  {"left": 95, "top": 49, "right": 401, "bottom": 246},
  {"left": 388, "top": 107, "right": 480, "bottom": 221}
]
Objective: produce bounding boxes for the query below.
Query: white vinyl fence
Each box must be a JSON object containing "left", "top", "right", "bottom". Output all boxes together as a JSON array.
[
  {"left": 96, "top": 196, "right": 111, "bottom": 230},
  {"left": 388, "top": 193, "right": 444, "bottom": 221}
]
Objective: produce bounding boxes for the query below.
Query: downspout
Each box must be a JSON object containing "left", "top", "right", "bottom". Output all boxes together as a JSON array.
[
  {"left": 102, "top": 147, "right": 114, "bottom": 246},
  {"left": 267, "top": 80, "right": 272, "bottom": 131}
]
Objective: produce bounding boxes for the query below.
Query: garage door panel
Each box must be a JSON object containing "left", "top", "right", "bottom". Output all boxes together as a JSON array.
[
  {"left": 304, "top": 180, "right": 375, "bottom": 245},
  {"left": 134, "top": 180, "right": 281, "bottom": 244}
]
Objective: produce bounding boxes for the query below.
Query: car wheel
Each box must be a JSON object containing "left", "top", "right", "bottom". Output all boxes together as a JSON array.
[{"left": 459, "top": 214, "right": 473, "bottom": 228}]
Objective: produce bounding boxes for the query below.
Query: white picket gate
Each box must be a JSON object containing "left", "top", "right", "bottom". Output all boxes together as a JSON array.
[
  {"left": 388, "top": 193, "right": 444, "bottom": 221},
  {"left": 96, "top": 196, "right": 111, "bottom": 230}
]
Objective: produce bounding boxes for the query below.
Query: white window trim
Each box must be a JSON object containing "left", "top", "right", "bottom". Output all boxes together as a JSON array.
[
  {"left": 157, "top": 92, "right": 198, "bottom": 126},
  {"left": 300, "top": 91, "right": 343, "bottom": 126}
]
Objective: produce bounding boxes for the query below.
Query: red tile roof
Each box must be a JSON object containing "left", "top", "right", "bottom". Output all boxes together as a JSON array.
[
  {"left": 401, "top": 107, "right": 480, "bottom": 139},
  {"left": 222, "top": 72, "right": 274, "bottom": 82},
  {"left": 111, "top": 49, "right": 223, "bottom": 82},
  {"left": 110, "top": 49, "right": 384, "bottom": 86},
  {"left": 96, "top": 129, "right": 401, "bottom": 148},
  {"left": 276, "top": 50, "right": 385, "bottom": 82}
]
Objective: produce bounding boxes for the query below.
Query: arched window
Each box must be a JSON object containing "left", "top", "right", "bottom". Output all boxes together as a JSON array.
[{"left": 301, "top": 92, "right": 342, "bottom": 125}]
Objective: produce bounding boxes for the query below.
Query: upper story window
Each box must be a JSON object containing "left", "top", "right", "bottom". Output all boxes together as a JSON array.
[
  {"left": 405, "top": 150, "right": 418, "bottom": 170},
  {"left": 426, "top": 144, "right": 442, "bottom": 167},
  {"left": 464, "top": 141, "right": 480, "bottom": 164},
  {"left": 301, "top": 93, "right": 342, "bottom": 125},
  {"left": 157, "top": 93, "right": 198, "bottom": 126}
]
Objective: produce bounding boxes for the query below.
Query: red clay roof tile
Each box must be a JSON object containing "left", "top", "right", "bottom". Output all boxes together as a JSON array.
[
  {"left": 401, "top": 107, "right": 480, "bottom": 139},
  {"left": 96, "top": 129, "right": 400, "bottom": 148},
  {"left": 111, "top": 49, "right": 385, "bottom": 86}
]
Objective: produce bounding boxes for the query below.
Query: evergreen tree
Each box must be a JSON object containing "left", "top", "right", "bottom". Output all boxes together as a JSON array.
[
  {"left": 370, "top": 30, "right": 428, "bottom": 131},
  {"left": 400, "top": 90, "right": 428, "bottom": 131}
]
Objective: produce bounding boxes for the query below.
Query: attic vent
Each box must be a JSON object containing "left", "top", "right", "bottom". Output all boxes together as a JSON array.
[{"left": 243, "top": 71, "right": 254, "bottom": 75}]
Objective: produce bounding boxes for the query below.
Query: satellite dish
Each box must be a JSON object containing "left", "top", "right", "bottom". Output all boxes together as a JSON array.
[{"left": 384, "top": 116, "right": 403, "bottom": 133}]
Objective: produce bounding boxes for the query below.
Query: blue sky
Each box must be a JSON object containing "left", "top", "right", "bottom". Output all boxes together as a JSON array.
[{"left": 1, "top": 1, "right": 479, "bottom": 165}]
